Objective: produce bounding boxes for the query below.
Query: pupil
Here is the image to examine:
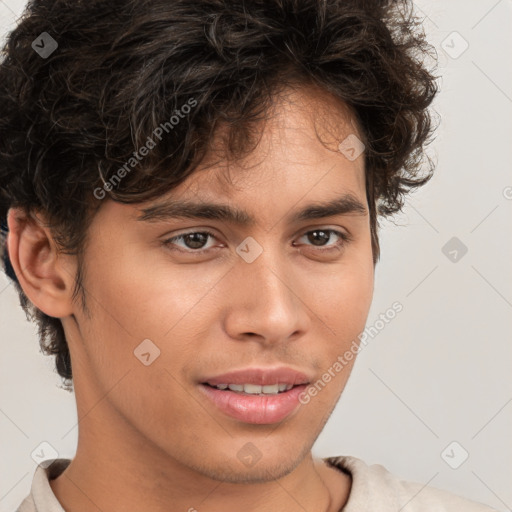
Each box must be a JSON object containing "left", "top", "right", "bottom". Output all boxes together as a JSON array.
[
  {"left": 186, "top": 233, "right": 207, "bottom": 249},
  {"left": 309, "top": 230, "right": 329, "bottom": 246}
]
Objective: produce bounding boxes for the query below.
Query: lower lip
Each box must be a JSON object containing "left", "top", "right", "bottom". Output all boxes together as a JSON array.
[{"left": 199, "top": 384, "right": 308, "bottom": 424}]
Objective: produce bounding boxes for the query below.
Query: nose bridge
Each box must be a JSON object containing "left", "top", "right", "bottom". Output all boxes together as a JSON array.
[
  {"left": 225, "top": 235, "right": 308, "bottom": 341},
  {"left": 243, "top": 237, "right": 289, "bottom": 304}
]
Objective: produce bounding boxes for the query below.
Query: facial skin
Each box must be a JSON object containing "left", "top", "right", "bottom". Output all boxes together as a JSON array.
[{"left": 7, "top": 85, "right": 374, "bottom": 512}]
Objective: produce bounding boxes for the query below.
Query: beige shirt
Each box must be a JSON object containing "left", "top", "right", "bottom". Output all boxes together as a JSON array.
[{"left": 16, "top": 456, "right": 498, "bottom": 511}]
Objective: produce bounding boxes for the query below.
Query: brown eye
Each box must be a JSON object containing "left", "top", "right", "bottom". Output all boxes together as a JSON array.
[
  {"left": 161, "top": 227, "right": 352, "bottom": 256},
  {"left": 162, "top": 230, "right": 217, "bottom": 253},
  {"left": 306, "top": 229, "right": 331, "bottom": 246},
  {"left": 295, "top": 229, "right": 351, "bottom": 251}
]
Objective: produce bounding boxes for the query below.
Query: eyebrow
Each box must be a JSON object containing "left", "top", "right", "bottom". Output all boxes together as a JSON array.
[{"left": 137, "top": 193, "right": 368, "bottom": 225}]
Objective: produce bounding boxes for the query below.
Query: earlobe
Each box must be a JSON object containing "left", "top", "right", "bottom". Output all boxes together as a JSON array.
[{"left": 6, "top": 207, "right": 75, "bottom": 318}]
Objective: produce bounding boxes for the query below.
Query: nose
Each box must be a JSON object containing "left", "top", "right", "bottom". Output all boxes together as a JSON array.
[{"left": 222, "top": 240, "right": 311, "bottom": 346}]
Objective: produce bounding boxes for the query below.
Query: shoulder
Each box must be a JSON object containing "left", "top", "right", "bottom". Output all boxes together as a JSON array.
[
  {"left": 324, "top": 455, "right": 498, "bottom": 512},
  {"left": 16, "top": 458, "right": 71, "bottom": 512},
  {"left": 16, "top": 494, "right": 36, "bottom": 512}
]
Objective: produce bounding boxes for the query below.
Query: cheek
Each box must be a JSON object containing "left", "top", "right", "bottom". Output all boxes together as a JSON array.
[
  {"left": 306, "top": 255, "right": 374, "bottom": 345},
  {"left": 85, "top": 244, "right": 219, "bottom": 341},
  {"left": 77, "top": 244, "right": 230, "bottom": 397},
  {"left": 296, "top": 263, "right": 373, "bottom": 409},
  {"left": 75, "top": 252, "right": 205, "bottom": 423}
]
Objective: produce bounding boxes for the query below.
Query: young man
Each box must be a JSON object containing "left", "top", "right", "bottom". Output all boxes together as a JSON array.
[{"left": 0, "top": 0, "right": 498, "bottom": 511}]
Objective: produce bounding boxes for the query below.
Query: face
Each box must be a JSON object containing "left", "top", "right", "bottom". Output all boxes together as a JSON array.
[{"left": 61, "top": 85, "right": 374, "bottom": 483}]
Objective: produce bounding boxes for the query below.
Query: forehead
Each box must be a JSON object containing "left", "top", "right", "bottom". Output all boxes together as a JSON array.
[
  {"left": 172, "top": 84, "right": 365, "bottom": 196},
  {"left": 105, "top": 84, "right": 368, "bottom": 224}
]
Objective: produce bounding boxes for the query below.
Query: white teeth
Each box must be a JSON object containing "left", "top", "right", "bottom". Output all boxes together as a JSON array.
[
  {"left": 243, "top": 383, "right": 263, "bottom": 394},
  {"left": 212, "top": 383, "right": 294, "bottom": 394}
]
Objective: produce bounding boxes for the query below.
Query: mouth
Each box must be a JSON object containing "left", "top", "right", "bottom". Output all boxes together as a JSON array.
[
  {"left": 197, "top": 366, "right": 312, "bottom": 424},
  {"left": 201, "top": 382, "right": 297, "bottom": 395},
  {"left": 198, "top": 381, "right": 310, "bottom": 424}
]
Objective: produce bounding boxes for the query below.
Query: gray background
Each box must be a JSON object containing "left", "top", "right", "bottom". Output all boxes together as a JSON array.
[{"left": 1, "top": 1, "right": 511, "bottom": 511}]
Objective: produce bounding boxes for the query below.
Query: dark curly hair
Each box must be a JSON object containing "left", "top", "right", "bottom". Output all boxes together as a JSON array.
[{"left": 0, "top": 0, "right": 439, "bottom": 392}]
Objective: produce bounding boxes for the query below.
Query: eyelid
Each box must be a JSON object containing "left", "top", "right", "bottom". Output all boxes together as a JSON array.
[
  {"left": 161, "top": 226, "right": 353, "bottom": 254},
  {"left": 162, "top": 229, "right": 220, "bottom": 253}
]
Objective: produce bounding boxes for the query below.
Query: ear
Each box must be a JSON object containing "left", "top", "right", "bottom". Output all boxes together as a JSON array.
[{"left": 6, "top": 207, "right": 76, "bottom": 318}]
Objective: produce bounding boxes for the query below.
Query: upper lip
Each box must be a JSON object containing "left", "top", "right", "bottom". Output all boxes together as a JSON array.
[{"left": 201, "top": 367, "right": 312, "bottom": 387}]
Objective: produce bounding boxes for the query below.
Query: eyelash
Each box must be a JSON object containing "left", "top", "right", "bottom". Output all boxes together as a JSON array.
[{"left": 161, "top": 228, "right": 353, "bottom": 255}]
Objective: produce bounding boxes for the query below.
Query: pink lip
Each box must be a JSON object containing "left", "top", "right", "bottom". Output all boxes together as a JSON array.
[
  {"left": 201, "top": 366, "right": 311, "bottom": 386},
  {"left": 199, "top": 383, "right": 308, "bottom": 424}
]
